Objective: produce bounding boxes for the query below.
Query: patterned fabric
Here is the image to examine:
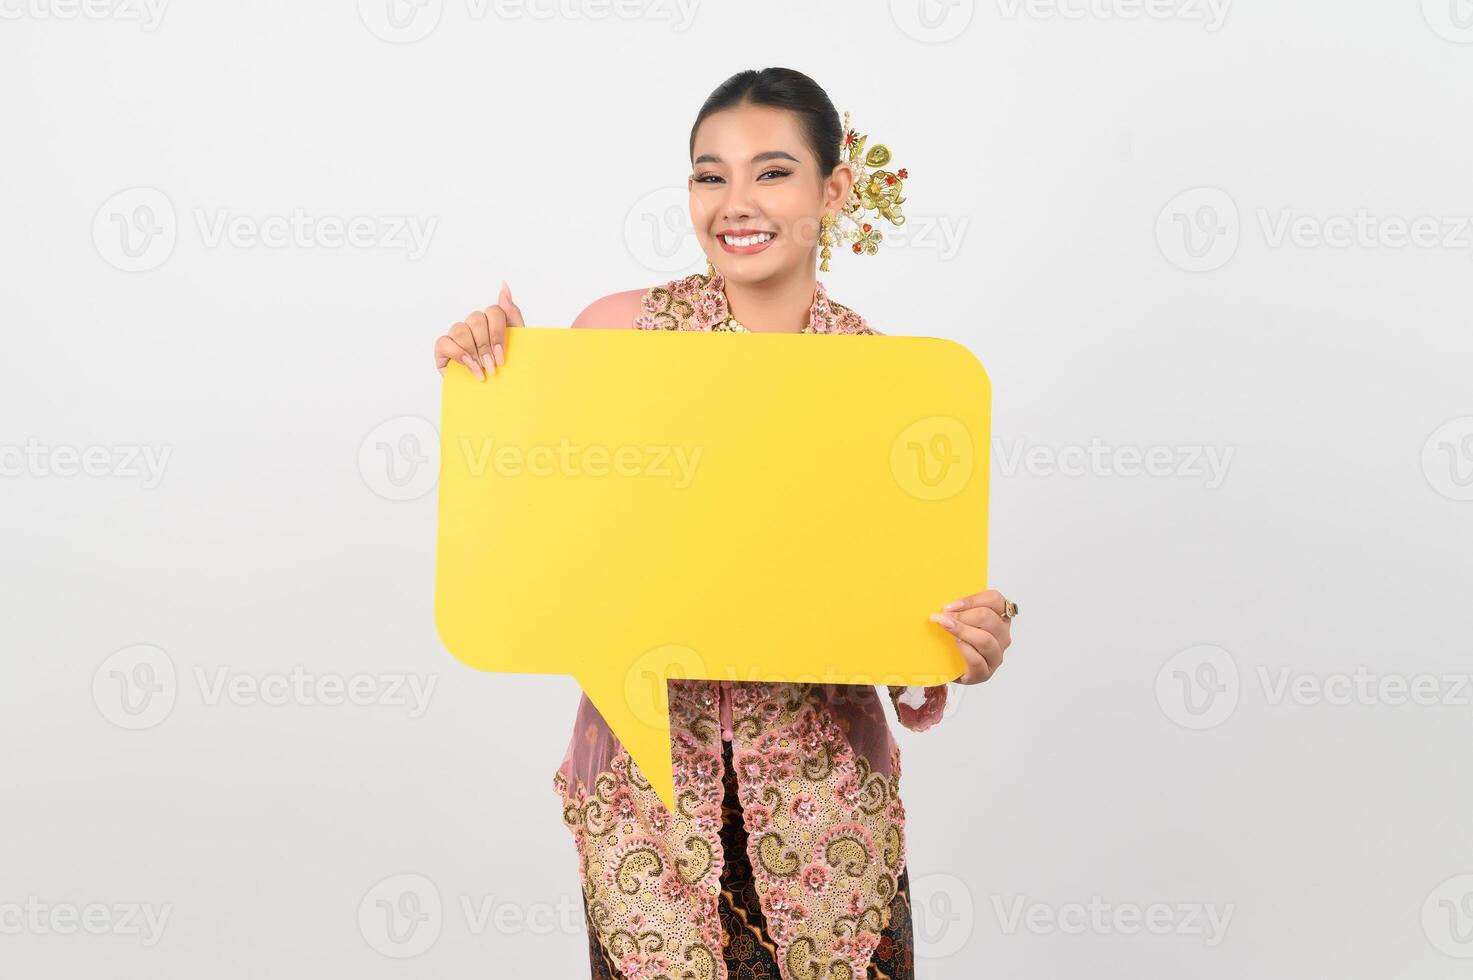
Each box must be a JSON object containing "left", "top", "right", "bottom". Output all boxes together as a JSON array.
[
  {"left": 583, "top": 736, "right": 917, "bottom": 979},
  {"left": 553, "top": 271, "right": 951, "bottom": 980},
  {"left": 634, "top": 268, "right": 876, "bottom": 335}
]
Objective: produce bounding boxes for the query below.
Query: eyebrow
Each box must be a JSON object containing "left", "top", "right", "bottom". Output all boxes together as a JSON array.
[{"left": 692, "top": 150, "right": 801, "bottom": 165}]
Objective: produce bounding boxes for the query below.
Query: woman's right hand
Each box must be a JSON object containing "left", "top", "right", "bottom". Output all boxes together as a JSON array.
[{"left": 434, "top": 281, "right": 526, "bottom": 380}]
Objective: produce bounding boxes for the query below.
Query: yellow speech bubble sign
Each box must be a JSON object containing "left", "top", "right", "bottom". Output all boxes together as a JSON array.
[{"left": 434, "top": 327, "right": 989, "bottom": 810}]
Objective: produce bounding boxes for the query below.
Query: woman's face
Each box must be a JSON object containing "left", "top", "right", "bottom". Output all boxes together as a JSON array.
[{"left": 688, "top": 104, "right": 853, "bottom": 286}]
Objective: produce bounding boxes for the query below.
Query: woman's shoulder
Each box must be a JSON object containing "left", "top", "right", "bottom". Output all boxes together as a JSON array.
[
  {"left": 572, "top": 272, "right": 712, "bottom": 330},
  {"left": 837, "top": 300, "right": 883, "bottom": 336},
  {"left": 822, "top": 292, "right": 883, "bottom": 336},
  {"left": 570, "top": 289, "right": 647, "bottom": 330}
]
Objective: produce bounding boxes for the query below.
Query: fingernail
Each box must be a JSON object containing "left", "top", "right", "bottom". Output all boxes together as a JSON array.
[
  {"left": 493, "top": 343, "right": 505, "bottom": 367},
  {"left": 943, "top": 600, "right": 964, "bottom": 612},
  {"left": 930, "top": 614, "right": 957, "bottom": 629},
  {"left": 482, "top": 353, "right": 495, "bottom": 375},
  {"left": 463, "top": 356, "right": 483, "bottom": 381},
  {"left": 438, "top": 365, "right": 446, "bottom": 377},
  {"left": 501, "top": 280, "right": 511, "bottom": 298}
]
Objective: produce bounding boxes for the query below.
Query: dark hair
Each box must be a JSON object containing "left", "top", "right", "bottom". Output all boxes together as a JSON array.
[{"left": 689, "top": 67, "right": 844, "bottom": 177}]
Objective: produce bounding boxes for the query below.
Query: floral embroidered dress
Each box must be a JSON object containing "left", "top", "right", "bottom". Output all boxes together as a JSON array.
[{"left": 551, "top": 268, "right": 952, "bottom": 980}]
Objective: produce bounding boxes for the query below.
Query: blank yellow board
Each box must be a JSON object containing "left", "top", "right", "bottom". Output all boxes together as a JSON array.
[{"left": 434, "top": 326, "right": 990, "bottom": 810}]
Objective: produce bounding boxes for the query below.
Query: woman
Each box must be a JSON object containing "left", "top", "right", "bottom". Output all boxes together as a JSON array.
[{"left": 432, "top": 67, "right": 1017, "bottom": 980}]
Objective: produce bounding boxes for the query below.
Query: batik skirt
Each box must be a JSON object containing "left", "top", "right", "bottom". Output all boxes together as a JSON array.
[{"left": 582, "top": 737, "right": 916, "bottom": 979}]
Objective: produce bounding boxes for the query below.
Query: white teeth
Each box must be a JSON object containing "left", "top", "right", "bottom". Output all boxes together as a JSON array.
[{"left": 722, "top": 232, "right": 774, "bottom": 247}]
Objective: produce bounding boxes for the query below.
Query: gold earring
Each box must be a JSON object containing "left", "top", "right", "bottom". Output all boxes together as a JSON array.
[
  {"left": 705, "top": 259, "right": 715, "bottom": 278},
  {"left": 819, "top": 213, "right": 836, "bottom": 272}
]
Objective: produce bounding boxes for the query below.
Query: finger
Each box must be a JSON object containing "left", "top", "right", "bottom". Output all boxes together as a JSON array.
[
  {"left": 481, "top": 302, "right": 510, "bottom": 370},
  {"left": 464, "top": 311, "right": 496, "bottom": 377},
  {"left": 498, "top": 281, "right": 525, "bottom": 328},
  {"left": 489, "top": 283, "right": 521, "bottom": 369},
  {"left": 955, "top": 606, "right": 1012, "bottom": 648},
  {"left": 471, "top": 305, "right": 508, "bottom": 375},
  {"left": 942, "top": 589, "right": 1005, "bottom": 616},
  {"left": 434, "top": 334, "right": 473, "bottom": 374},
  {"left": 443, "top": 325, "right": 483, "bottom": 380},
  {"left": 929, "top": 614, "right": 1004, "bottom": 672},
  {"left": 952, "top": 638, "right": 994, "bottom": 684},
  {"left": 955, "top": 625, "right": 1004, "bottom": 673}
]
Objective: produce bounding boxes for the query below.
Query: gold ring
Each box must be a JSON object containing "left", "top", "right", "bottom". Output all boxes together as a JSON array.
[{"left": 1002, "top": 598, "right": 1019, "bottom": 620}]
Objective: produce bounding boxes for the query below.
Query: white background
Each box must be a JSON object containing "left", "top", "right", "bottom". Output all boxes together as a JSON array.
[{"left": 3, "top": 0, "right": 1473, "bottom": 977}]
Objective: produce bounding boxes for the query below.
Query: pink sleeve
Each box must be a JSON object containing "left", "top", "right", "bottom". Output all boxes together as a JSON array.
[{"left": 886, "top": 684, "right": 948, "bottom": 732}]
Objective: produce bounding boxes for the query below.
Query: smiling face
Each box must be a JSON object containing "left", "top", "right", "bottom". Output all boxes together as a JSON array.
[{"left": 688, "top": 103, "right": 853, "bottom": 286}]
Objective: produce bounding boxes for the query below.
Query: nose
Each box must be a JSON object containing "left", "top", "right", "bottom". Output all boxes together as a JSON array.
[{"left": 718, "top": 181, "right": 757, "bottom": 226}]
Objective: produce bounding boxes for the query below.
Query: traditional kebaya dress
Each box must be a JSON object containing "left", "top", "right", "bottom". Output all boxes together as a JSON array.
[{"left": 552, "top": 268, "right": 952, "bottom": 980}]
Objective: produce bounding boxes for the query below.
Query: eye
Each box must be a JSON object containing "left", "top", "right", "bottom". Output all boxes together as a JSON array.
[
  {"left": 758, "top": 168, "right": 792, "bottom": 180},
  {"left": 694, "top": 173, "right": 724, "bottom": 184}
]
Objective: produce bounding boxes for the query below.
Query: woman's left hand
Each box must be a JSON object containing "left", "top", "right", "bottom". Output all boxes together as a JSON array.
[{"left": 929, "top": 589, "right": 1015, "bottom": 685}]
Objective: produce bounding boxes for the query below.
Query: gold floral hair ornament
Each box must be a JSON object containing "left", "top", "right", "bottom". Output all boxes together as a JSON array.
[{"left": 819, "top": 110, "right": 909, "bottom": 272}]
